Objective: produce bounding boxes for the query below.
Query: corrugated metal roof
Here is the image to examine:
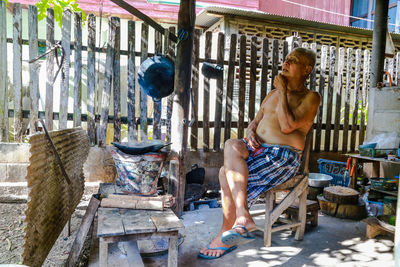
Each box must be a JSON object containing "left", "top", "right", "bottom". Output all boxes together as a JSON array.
[{"left": 196, "top": 6, "right": 400, "bottom": 41}]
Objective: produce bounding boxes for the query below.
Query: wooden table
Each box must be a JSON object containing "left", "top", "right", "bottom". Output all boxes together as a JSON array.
[
  {"left": 97, "top": 207, "right": 184, "bottom": 267},
  {"left": 346, "top": 154, "right": 400, "bottom": 189}
]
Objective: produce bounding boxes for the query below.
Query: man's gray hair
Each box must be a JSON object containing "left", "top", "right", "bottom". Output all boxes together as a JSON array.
[{"left": 293, "top": 47, "right": 316, "bottom": 68}]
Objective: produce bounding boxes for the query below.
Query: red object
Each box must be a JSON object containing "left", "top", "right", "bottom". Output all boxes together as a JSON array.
[
  {"left": 350, "top": 165, "right": 356, "bottom": 177},
  {"left": 346, "top": 158, "right": 351, "bottom": 170}
]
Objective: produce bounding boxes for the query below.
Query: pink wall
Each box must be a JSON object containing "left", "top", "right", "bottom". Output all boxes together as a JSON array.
[
  {"left": 8, "top": 0, "right": 258, "bottom": 22},
  {"left": 8, "top": 0, "right": 350, "bottom": 25},
  {"left": 259, "top": 0, "right": 351, "bottom": 26}
]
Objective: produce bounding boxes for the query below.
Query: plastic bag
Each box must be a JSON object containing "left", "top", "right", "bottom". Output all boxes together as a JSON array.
[
  {"left": 363, "top": 191, "right": 383, "bottom": 217},
  {"left": 363, "top": 132, "right": 400, "bottom": 149}
]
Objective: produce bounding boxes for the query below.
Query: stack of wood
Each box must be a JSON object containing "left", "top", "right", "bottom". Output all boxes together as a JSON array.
[
  {"left": 317, "top": 186, "right": 366, "bottom": 220},
  {"left": 101, "top": 194, "right": 174, "bottom": 211}
]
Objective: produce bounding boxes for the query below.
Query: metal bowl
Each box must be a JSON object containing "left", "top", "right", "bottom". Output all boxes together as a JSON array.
[{"left": 308, "top": 173, "right": 333, "bottom": 187}]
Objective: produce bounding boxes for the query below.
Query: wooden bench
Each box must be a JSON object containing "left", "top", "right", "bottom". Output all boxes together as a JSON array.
[{"left": 97, "top": 207, "right": 184, "bottom": 267}]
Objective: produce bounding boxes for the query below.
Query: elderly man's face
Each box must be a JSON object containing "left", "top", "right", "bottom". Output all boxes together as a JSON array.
[{"left": 281, "top": 51, "right": 312, "bottom": 80}]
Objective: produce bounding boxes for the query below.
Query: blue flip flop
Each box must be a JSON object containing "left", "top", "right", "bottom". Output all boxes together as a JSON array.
[
  {"left": 220, "top": 225, "right": 256, "bottom": 246},
  {"left": 198, "top": 244, "right": 237, "bottom": 260}
]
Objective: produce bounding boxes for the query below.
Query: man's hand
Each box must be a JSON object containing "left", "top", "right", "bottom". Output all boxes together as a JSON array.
[
  {"left": 273, "top": 73, "right": 287, "bottom": 93},
  {"left": 246, "top": 129, "right": 262, "bottom": 149}
]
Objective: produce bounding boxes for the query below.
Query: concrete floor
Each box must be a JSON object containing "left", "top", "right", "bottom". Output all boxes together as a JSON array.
[{"left": 139, "top": 204, "right": 394, "bottom": 267}]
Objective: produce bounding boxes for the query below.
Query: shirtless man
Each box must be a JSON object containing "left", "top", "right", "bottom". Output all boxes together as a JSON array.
[{"left": 199, "top": 47, "right": 321, "bottom": 259}]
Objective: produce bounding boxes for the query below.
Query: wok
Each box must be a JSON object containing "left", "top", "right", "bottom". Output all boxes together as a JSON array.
[{"left": 111, "top": 141, "right": 171, "bottom": 155}]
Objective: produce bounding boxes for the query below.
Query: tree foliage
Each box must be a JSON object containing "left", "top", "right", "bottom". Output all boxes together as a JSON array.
[
  {"left": 1, "top": 0, "right": 8, "bottom": 6},
  {"left": 36, "top": 0, "right": 86, "bottom": 29}
]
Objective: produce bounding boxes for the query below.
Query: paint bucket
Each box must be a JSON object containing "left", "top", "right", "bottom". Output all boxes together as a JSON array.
[{"left": 111, "top": 149, "right": 166, "bottom": 195}]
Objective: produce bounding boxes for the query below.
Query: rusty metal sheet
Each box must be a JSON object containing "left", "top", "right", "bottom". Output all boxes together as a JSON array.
[{"left": 22, "top": 128, "right": 90, "bottom": 267}]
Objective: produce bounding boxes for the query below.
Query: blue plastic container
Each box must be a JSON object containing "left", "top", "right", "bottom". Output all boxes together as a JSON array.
[{"left": 317, "top": 158, "right": 350, "bottom": 186}]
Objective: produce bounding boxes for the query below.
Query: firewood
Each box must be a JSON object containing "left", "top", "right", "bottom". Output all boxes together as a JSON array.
[{"left": 323, "top": 186, "right": 359, "bottom": 204}]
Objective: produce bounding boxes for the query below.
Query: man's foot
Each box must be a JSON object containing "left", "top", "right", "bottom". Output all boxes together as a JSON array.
[
  {"left": 199, "top": 234, "right": 235, "bottom": 258},
  {"left": 232, "top": 216, "right": 258, "bottom": 234},
  {"left": 221, "top": 225, "right": 256, "bottom": 246}
]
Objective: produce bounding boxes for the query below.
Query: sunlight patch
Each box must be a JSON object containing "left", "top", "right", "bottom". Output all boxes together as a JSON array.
[{"left": 237, "top": 248, "right": 258, "bottom": 257}]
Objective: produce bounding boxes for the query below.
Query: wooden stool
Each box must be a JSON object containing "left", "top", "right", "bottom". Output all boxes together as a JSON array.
[
  {"left": 97, "top": 208, "right": 183, "bottom": 267},
  {"left": 285, "top": 199, "right": 319, "bottom": 227}
]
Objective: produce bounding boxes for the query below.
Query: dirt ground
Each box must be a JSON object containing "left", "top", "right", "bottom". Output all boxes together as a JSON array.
[{"left": 0, "top": 197, "right": 91, "bottom": 266}]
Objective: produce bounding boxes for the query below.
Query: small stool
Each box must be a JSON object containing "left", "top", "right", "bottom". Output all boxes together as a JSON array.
[
  {"left": 97, "top": 208, "right": 183, "bottom": 267},
  {"left": 285, "top": 199, "right": 319, "bottom": 227}
]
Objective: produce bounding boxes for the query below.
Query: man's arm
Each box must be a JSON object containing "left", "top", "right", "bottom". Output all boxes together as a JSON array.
[
  {"left": 274, "top": 74, "right": 321, "bottom": 134},
  {"left": 246, "top": 92, "right": 272, "bottom": 148}
]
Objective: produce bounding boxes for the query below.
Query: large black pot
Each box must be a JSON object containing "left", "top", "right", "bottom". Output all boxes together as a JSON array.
[{"left": 138, "top": 55, "right": 174, "bottom": 101}]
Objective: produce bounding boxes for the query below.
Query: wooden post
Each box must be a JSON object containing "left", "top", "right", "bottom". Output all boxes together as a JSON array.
[
  {"left": 248, "top": 36, "right": 257, "bottom": 122},
  {"left": 324, "top": 46, "right": 335, "bottom": 152},
  {"left": 74, "top": 12, "right": 82, "bottom": 127},
  {"left": 153, "top": 30, "right": 162, "bottom": 140},
  {"left": 140, "top": 23, "right": 149, "bottom": 139},
  {"left": 203, "top": 31, "right": 212, "bottom": 151},
  {"left": 283, "top": 40, "right": 289, "bottom": 60},
  {"left": 314, "top": 45, "right": 328, "bottom": 152},
  {"left": 113, "top": 17, "right": 121, "bottom": 142},
  {"left": 238, "top": 35, "right": 246, "bottom": 139},
  {"left": 87, "top": 14, "right": 96, "bottom": 145},
  {"left": 170, "top": 0, "right": 196, "bottom": 217},
  {"left": 127, "top": 20, "right": 136, "bottom": 142},
  {"left": 28, "top": 5, "right": 39, "bottom": 134},
  {"left": 309, "top": 43, "right": 317, "bottom": 92},
  {"left": 0, "top": 1, "right": 6, "bottom": 141},
  {"left": 97, "top": 17, "right": 117, "bottom": 146},
  {"left": 351, "top": 49, "right": 362, "bottom": 152},
  {"left": 271, "top": 39, "right": 279, "bottom": 90},
  {"left": 190, "top": 29, "right": 200, "bottom": 150},
  {"left": 45, "top": 8, "right": 54, "bottom": 131},
  {"left": 13, "top": 3, "right": 23, "bottom": 141},
  {"left": 333, "top": 47, "right": 344, "bottom": 152},
  {"left": 60, "top": 9, "right": 71, "bottom": 129},
  {"left": 165, "top": 27, "right": 175, "bottom": 143},
  {"left": 224, "top": 33, "right": 237, "bottom": 143},
  {"left": 342, "top": 48, "right": 353, "bottom": 153},
  {"left": 260, "top": 38, "right": 269, "bottom": 103},
  {"left": 359, "top": 49, "right": 370, "bottom": 145},
  {"left": 213, "top": 32, "right": 224, "bottom": 152}
]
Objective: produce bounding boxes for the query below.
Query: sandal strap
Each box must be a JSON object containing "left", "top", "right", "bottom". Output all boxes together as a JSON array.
[
  {"left": 232, "top": 225, "right": 249, "bottom": 235},
  {"left": 206, "top": 244, "right": 230, "bottom": 251}
]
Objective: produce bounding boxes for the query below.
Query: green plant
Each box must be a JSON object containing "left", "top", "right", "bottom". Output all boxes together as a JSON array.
[
  {"left": 36, "top": 0, "right": 86, "bottom": 29},
  {"left": 341, "top": 100, "right": 368, "bottom": 125},
  {"left": 1, "top": 0, "right": 8, "bottom": 6}
]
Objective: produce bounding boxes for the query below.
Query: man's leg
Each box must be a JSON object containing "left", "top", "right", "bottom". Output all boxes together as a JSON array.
[
  {"left": 199, "top": 166, "right": 236, "bottom": 257},
  {"left": 224, "top": 139, "right": 257, "bottom": 231}
]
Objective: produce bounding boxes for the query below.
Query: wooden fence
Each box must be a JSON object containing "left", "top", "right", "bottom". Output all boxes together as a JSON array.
[{"left": 1, "top": 3, "right": 398, "bottom": 153}]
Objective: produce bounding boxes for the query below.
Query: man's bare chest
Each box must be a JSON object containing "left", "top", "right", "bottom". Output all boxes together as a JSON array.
[{"left": 262, "top": 92, "right": 304, "bottom": 114}]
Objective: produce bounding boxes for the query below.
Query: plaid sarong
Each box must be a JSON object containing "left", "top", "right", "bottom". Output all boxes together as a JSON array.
[{"left": 243, "top": 138, "right": 302, "bottom": 206}]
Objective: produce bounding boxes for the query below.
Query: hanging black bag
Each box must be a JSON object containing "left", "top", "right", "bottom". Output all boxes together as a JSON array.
[{"left": 186, "top": 164, "right": 205, "bottom": 184}]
